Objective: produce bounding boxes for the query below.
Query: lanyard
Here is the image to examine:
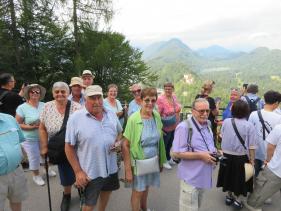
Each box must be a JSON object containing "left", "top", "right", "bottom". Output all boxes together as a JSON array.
[{"left": 191, "top": 117, "right": 211, "bottom": 151}]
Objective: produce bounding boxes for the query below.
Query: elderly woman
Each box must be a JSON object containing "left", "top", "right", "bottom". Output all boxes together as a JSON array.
[
  {"left": 16, "top": 84, "right": 50, "bottom": 186},
  {"left": 128, "top": 84, "right": 142, "bottom": 116},
  {"left": 156, "top": 82, "right": 181, "bottom": 169},
  {"left": 103, "top": 84, "right": 124, "bottom": 125},
  {"left": 217, "top": 100, "right": 257, "bottom": 209},
  {"left": 39, "top": 82, "right": 81, "bottom": 211},
  {"left": 222, "top": 88, "right": 241, "bottom": 120},
  {"left": 122, "top": 87, "right": 166, "bottom": 211}
]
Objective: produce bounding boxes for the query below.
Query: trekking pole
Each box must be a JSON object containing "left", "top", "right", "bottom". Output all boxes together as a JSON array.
[{"left": 45, "top": 154, "right": 52, "bottom": 211}]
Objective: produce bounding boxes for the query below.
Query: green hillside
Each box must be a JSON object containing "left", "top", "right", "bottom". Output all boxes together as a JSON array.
[{"left": 144, "top": 39, "right": 281, "bottom": 107}]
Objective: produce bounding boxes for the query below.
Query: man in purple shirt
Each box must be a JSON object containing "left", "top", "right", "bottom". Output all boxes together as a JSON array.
[{"left": 172, "top": 98, "right": 217, "bottom": 211}]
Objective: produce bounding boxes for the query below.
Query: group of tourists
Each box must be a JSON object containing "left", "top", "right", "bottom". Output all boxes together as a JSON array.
[{"left": 1, "top": 71, "right": 281, "bottom": 211}]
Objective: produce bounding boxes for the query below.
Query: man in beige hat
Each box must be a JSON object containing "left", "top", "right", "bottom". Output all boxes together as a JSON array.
[
  {"left": 81, "top": 70, "right": 94, "bottom": 88},
  {"left": 68, "top": 77, "right": 85, "bottom": 106},
  {"left": 65, "top": 85, "right": 122, "bottom": 211}
]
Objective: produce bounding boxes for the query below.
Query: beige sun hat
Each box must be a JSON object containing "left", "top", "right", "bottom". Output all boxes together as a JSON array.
[
  {"left": 23, "top": 84, "right": 46, "bottom": 100},
  {"left": 84, "top": 85, "right": 103, "bottom": 97},
  {"left": 69, "top": 77, "right": 85, "bottom": 87},
  {"left": 82, "top": 70, "right": 95, "bottom": 79},
  {"left": 244, "top": 163, "right": 255, "bottom": 182}
]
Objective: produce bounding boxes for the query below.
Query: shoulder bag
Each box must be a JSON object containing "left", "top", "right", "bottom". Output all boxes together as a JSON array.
[
  {"left": 47, "top": 100, "right": 71, "bottom": 164},
  {"left": 231, "top": 118, "right": 254, "bottom": 182}
]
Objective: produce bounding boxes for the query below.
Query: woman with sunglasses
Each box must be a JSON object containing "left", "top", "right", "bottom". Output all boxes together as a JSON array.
[
  {"left": 156, "top": 82, "right": 181, "bottom": 169},
  {"left": 128, "top": 84, "right": 142, "bottom": 116},
  {"left": 122, "top": 87, "right": 167, "bottom": 211},
  {"left": 39, "top": 82, "right": 81, "bottom": 211},
  {"left": 222, "top": 88, "right": 241, "bottom": 120},
  {"left": 15, "top": 84, "right": 47, "bottom": 186}
]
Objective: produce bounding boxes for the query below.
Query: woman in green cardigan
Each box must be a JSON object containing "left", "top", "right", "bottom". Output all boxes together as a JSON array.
[{"left": 122, "top": 87, "right": 167, "bottom": 211}]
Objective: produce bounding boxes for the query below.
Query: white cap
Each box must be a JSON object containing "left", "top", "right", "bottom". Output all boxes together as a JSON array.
[
  {"left": 82, "top": 70, "right": 94, "bottom": 78},
  {"left": 85, "top": 85, "right": 103, "bottom": 97},
  {"left": 69, "top": 77, "right": 84, "bottom": 87}
]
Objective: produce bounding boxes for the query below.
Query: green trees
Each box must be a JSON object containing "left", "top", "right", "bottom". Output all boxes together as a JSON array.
[{"left": 0, "top": 0, "right": 155, "bottom": 101}]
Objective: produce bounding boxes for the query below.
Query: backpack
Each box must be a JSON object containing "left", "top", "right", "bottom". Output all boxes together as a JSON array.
[{"left": 245, "top": 96, "right": 260, "bottom": 113}]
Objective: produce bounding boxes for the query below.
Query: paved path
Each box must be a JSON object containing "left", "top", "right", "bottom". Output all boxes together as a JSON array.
[{"left": 5, "top": 165, "right": 280, "bottom": 211}]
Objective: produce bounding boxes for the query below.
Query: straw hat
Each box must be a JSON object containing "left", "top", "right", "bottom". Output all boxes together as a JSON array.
[
  {"left": 69, "top": 77, "right": 85, "bottom": 87},
  {"left": 23, "top": 84, "right": 46, "bottom": 100},
  {"left": 85, "top": 85, "right": 103, "bottom": 97},
  {"left": 244, "top": 163, "right": 254, "bottom": 182}
]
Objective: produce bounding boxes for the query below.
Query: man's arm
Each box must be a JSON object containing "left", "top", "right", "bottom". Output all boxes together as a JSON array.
[
  {"left": 65, "top": 143, "right": 89, "bottom": 188},
  {"left": 266, "top": 143, "right": 276, "bottom": 163},
  {"left": 173, "top": 151, "right": 216, "bottom": 164}
]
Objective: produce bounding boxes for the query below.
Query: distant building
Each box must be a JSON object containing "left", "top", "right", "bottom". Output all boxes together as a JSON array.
[{"left": 183, "top": 74, "right": 194, "bottom": 84}]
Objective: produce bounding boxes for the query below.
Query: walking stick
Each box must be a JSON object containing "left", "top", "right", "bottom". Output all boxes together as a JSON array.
[{"left": 45, "top": 155, "right": 52, "bottom": 211}]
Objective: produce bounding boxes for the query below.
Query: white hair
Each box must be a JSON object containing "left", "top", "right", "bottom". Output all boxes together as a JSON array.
[{"left": 52, "top": 81, "right": 69, "bottom": 93}]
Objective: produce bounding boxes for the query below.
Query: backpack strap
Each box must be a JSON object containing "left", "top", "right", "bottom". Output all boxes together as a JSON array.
[
  {"left": 185, "top": 118, "right": 194, "bottom": 152},
  {"left": 245, "top": 96, "right": 251, "bottom": 105},
  {"left": 257, "top": 110, "right": 270, "bottom": 140}
]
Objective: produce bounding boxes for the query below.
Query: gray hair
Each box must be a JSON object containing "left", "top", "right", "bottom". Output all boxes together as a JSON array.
[
  {"left": 52, "top": 81, "right": 70, "bottom": 93},
  {"left": 192, "top": 98, "right": 209, "bottom": 109}
]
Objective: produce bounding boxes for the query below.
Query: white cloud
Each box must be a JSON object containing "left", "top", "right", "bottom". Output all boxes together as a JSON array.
[{"left": 111, "top": 0, "right": 281, "bottom": 50}]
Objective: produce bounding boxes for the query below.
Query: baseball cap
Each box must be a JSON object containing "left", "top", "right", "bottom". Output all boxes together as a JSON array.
[
  {"left": 82, "top": 70, "right": 95, "bottom": 78},
  {"left": 69, "top": 77, "right": 84, "bottom": 87},
  {"left": 85, "top": 85, "right": 103, "bottom": 97}
]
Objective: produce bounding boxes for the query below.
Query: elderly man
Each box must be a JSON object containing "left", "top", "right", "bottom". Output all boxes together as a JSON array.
[
  {"left": 171, "top": 98, "right": 217, "bottom": 211},
  {"left": 0, "top": 73, "right": 24, "bottom": 116},
  {"left": 68, "top": 77, "right": 85, "bottom": 105},
  {"left": 81, "top": 70, "right": 94, "bottom": 88},
  {"left": 245, "top": 124, "right": 281, "bottom": 211},
  {"left": 0, "top": 113, "right": 28, "bottom": 211},
  {"left": 65, "top": 85, "right": 122, "bottom": 211}
]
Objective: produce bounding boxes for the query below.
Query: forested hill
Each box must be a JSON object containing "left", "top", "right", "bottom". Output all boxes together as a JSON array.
[{"left": 143, "top": 38, "right": 281, "bottom": 106}]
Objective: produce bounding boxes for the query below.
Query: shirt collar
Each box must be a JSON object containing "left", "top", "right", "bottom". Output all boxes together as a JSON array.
[{"left": 192, "top": 116, "right": 208, "bottom": 130}]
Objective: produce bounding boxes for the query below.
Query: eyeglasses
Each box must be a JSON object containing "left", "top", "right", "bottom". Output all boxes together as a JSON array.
[
  {"left": 54, "top": 90, "right": 66, "bottom": 94},
  {"left": 132, "top": 89, "right": 141, "bottom": 94},
  {"left": 193, "top": 108, "right": 210, "bottom": 115},
  {"left": 30, "top": 90, "right": 40, "bottom": 94},
  {"left": 143, "top": 98, "right": 157, "bottom": 104}
]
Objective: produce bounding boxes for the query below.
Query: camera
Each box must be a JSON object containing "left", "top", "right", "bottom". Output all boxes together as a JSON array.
[{"left": 211, "top": 152, "right": 228, "bottom": 166}]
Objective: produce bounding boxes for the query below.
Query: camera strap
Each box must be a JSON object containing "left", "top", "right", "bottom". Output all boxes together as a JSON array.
[{"left": 191, "top": 117, "right": 210, "bottom": 151}]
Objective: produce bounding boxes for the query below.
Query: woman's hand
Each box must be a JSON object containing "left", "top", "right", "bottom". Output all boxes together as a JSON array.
[
  {"left": 40, "top": 146, "right": 48, "bottom": 156},
  {"left": 75, "top": 170, "right": 90, "bottom": 189},
  {"left": 200, "top": 152, "right": 217, "bottom": 164},
  {"left": 125, "top": 168, "right": 133, "bottom": 183}
]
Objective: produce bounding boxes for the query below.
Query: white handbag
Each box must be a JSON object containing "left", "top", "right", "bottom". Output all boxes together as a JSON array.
[{"left": 134, "top": 155, "right": 160, "bottom": 176}]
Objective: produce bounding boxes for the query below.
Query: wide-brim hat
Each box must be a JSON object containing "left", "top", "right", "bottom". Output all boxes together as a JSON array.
[
  {"left": 85, "top": 85, "right": 103, "bottom": 97},
  {"left": 244, "top": 163, "right": 254, "bottom": 182},
  {"left": 23, "top": 84, "right": 46, "bottom": 100},
  {"left": 69, "top": 77, "right": 85, "bottom": 88}
]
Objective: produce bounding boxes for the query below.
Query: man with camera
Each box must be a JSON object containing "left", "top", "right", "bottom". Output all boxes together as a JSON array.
[
  {"left": 65, "top": 85, "right": 122, "bottom": 211},
  {"left": 171, "top": 98, "right": 217, "bottom": 211}
]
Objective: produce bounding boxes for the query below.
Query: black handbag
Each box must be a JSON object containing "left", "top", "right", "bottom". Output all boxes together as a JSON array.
[{"left": 47, "top": 100, "right": 71, "bottom": 164}]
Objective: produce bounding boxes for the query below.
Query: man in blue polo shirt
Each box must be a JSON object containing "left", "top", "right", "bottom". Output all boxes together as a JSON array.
[{"left": 0, "top": 113, "right": 28, "bottom": 211}]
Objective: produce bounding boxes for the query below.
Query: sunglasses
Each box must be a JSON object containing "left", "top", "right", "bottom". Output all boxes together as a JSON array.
[
  {"left": 54, "top": 90, "right": 66, "bottom": 94},
  {"left": 132, "top": 89, "right": 141, "bottom": 94},
  {"left": 193, "top": 108, "right": 210, "bottom": 114},
  {"left": 143, "top": 98, "right": 157, "bottom": 104},
  {"left": 30, "top": 90, "right": 40, "bottom": 94}
]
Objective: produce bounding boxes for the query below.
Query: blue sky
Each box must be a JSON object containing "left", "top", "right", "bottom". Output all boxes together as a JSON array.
[{"left": 111, "top": 0, "right": 281, "bottom": 51}]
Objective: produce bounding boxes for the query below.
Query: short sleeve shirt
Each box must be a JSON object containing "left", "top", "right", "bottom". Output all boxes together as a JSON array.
[
  {"left": 172, "top": 118, "right": 216, "bottom": 189},
  {"left": 266, "top": 124, "right": 281, "bottom": 178},
  {"left": 40, "top": 100, "right": 81, "bottom": 138},
  {"left": 0, "top": 113, "right": 25, "bottom": 175},
  {"left": 16, "top": 102, "right": 45, "bottom": 141},
  {"left": 65, "top": 108, "right": 122, "bottom": 179}
]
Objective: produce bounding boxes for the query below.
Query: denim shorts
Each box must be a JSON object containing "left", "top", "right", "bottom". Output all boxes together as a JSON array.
[
  {"left": 83, "top": 172, "right": 120, "bottom": 206},
  {"left": 57, "top": 161, "right": 75, "bottom": 186}
]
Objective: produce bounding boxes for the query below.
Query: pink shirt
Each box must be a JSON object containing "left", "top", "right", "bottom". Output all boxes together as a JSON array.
[{"left": 156, "top": 94, "right": 181, "bottom": 132}]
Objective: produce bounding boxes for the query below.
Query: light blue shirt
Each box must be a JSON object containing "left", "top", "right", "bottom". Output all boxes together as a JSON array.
[
  {"left": 65, "top": 108, "right": 122, "bottom": 180},
  {"left": 0, "top": 113, "right": 24, "bottom": 175},
  {"left": 16, "top": 102, "right": 44, "bottom": 141},
  {"left": 68, "top": 93, "right": 86, "bottom": 106},
  {"left": 103, "top": 98, "right": 124, "bottom": 126},
  {"left": 128, "top": 99, "right": 141, "bottom": 116}
]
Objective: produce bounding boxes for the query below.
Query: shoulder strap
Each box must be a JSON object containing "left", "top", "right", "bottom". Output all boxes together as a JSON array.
[
  {"left": 60, "top": 100, "right": 71, "bottom": 130},
  {"left": 231, "top": 118, "right": 247, "bottom": 150},
  {"left": 254, "top": 97, "right": 261, "bottom": 104},
  {"left": 245, "top": 96, "right": 251, "bottom": 104},
  {"left": 185, "top": 118, "right": 194, "bottom": 152},
  {"left": 257, "top": 110, "right": 270, "bottom": 140},
  {"left": 0, "top": 91, "right": 9, "bottom": 105}
]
